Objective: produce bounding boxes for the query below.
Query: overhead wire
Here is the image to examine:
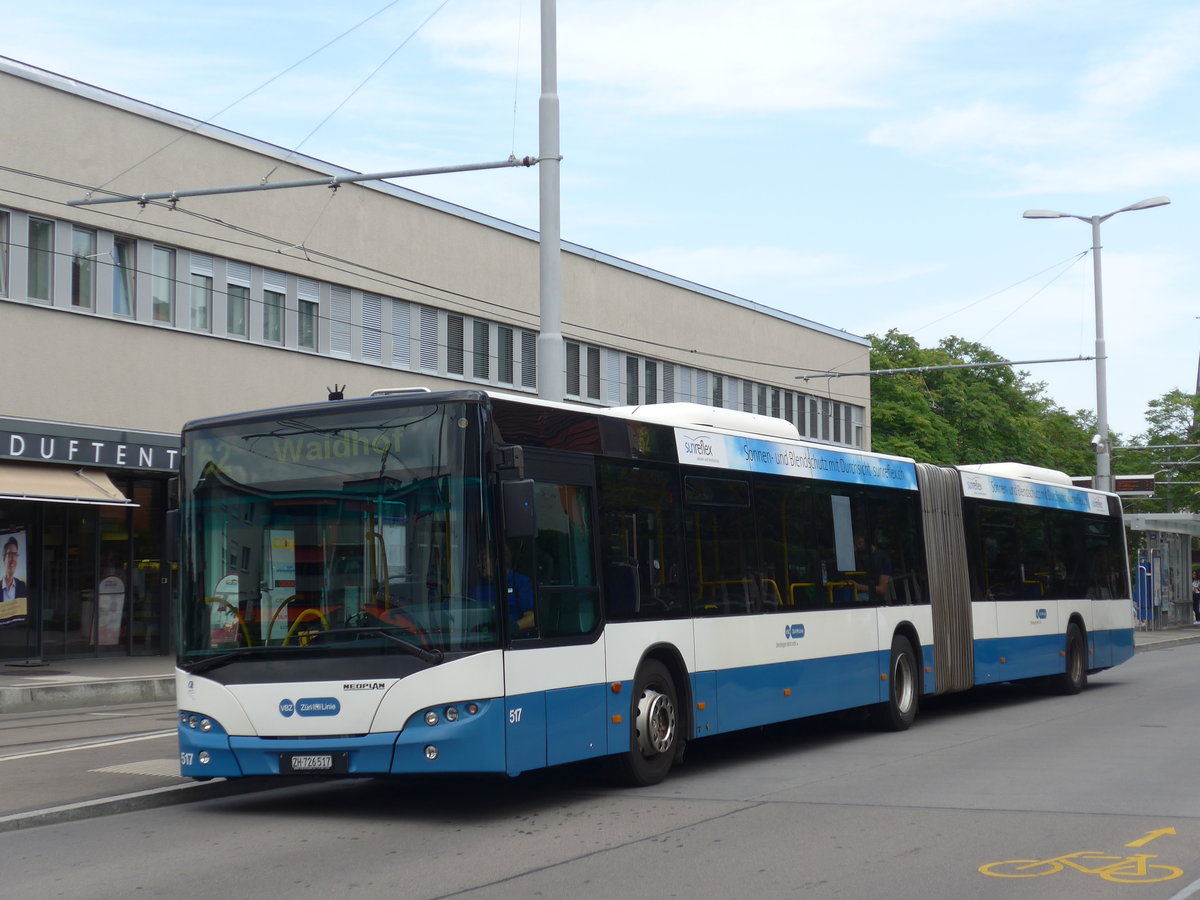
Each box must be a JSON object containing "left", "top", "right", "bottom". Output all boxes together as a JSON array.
[
  {"left": 84, "top": 1, "right": 409, "bottom": 194},
  {"left": 265, "top": 0, "right": 455, "bottom": 182}
]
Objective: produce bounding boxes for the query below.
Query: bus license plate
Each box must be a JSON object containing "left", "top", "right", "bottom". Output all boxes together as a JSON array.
[{"left": 280, "top": 752, "right": 348, "bottom": 774}]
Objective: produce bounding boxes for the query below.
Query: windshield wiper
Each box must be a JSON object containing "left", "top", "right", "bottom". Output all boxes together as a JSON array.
[
  {"left": 308, "top": 627, "right": 444, "bottom": 665},
  {"left": 180, "top": 646, "right": 263, "bottom": 675}
]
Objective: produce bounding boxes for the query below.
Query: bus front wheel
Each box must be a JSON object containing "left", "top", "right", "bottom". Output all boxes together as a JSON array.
[
  {"left": 617, "top": 660, "right": 681, "bottom": 787},
  {"left": 1049, "top": 622, "right": 1087, "bottom": 695}
]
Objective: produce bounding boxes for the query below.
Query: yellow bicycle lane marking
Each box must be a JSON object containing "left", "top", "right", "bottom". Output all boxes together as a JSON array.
[
  {"left": 979, "top": 827, "right": 1185, "bottom": 885},
  {"left": 1129, "top": 828, "right": 1178, "bottom": 848}
]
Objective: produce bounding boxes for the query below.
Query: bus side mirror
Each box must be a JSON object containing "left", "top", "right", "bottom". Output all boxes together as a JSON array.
[{"left": 502, "top": 479, "right": 536, "bottom": 539}]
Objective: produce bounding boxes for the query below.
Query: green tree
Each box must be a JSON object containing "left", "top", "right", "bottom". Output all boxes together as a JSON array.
[
  {"left": 867, "top": 330, "right": 1096, "bottom": 474},
  {"left": 1119, "top": 389, "right": 1200, "bottom": 513}
]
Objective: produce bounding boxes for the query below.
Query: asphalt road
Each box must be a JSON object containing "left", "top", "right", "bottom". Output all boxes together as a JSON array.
[{"left": 4, "top": 642, "right": 1200, "bottom": 898}]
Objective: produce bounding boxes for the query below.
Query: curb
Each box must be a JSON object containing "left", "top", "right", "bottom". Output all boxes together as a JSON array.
[
  {"left": 0, "top": 677, "right": 175, "bottom": 714},
  {"left": 0, "top": 776, "right": 298, "bottom": 833},
  {"left": 1135, "top": 633, "right": 1200, "bottom": 653}
]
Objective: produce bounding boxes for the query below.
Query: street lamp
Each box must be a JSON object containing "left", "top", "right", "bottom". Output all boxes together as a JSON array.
[{"left": 1023, "top": 196, "right": 1171, "bottom": 493}]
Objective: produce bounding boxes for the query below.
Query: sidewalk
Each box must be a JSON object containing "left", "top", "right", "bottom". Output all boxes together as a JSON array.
[
  {"left": 4, "top": 625, "right": 1199, "bottom": 715},
  {"left": 0, "top": 654, "right": 174, "bottom": 713}
]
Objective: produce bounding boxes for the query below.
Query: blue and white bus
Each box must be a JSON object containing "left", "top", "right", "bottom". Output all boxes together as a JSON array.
[{"left": 175, "top": 389, "right": 1134, "bottom": 785}]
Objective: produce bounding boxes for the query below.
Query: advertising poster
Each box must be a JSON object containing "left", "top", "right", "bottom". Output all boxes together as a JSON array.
[
  {"left": 97, "top": 575, "right": 126, "bottom": 645},
  {"left": 1, "top": 529, "right": 29, "bottom": 626}
]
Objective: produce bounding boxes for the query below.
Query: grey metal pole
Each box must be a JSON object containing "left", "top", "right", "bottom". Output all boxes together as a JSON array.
[
  {"left": 1090, "top": 215, "right": 1112, "bottom": 494},
  {"left": 536, "top": 0, "right": 565, "bottom": 403},
  {"left": 1023, "top": 196, "right": 1168, "bottom": 493}
]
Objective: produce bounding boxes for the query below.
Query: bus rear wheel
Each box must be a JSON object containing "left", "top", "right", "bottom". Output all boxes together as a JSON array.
[
  {"left": 870, "top": 635, "right": 919, "bottom": 731},
  {"left": 616, "top": 660, "right": 681, "bottom": 787}
]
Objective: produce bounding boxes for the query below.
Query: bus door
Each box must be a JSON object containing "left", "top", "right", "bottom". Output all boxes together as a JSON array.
[{"left": 502, "top": 449, "right": 607, "bottom": 773}]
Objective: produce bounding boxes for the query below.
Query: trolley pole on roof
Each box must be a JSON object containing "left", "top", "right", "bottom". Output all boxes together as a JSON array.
[{"left": 536, "top": 0, "right": 566, "bottom": 403}]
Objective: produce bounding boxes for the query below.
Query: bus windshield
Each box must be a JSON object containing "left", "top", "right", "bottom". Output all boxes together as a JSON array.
[{"left": 178, "top": 400, "right": 497, "bottom": 665}]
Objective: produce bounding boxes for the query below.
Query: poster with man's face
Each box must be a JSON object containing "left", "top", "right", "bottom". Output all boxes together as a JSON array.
[{"left": 1, "top": 530, "right": 29, "bottom": 624}]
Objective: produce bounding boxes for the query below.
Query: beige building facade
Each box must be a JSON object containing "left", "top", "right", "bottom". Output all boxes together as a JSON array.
[{"left": 0, "top": 58, "right": 871, "bottom": 660}]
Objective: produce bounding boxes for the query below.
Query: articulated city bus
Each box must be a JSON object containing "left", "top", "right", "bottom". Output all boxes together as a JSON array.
[{"left": 175, "top": 389, "right": 1134, "bottom": 785}]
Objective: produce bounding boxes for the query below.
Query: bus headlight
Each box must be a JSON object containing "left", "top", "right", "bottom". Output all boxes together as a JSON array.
[
  {"left": 424, "top": 710, "right": 440, "bottom": 726},
  {"left": 199, "top": 751, "right": 211, "bottom": 765},
  {"left": 424, "top": 745, "right": 439, "bottom": 760},
  {"left": 444, "top": 706, "right": 459, "bottom": 722}
]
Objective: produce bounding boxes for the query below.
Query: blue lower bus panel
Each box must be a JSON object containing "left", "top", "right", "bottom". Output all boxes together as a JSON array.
[{"left": 178, "top": 700, "right": 508, "bottom": 778}]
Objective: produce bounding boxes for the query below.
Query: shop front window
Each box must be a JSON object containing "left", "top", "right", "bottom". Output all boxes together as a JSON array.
[{"left": 0, "top": 508, "right": 35, "bottom": 661}]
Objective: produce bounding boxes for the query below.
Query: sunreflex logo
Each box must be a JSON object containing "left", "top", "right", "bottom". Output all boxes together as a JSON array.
[{"left": 681, "top": 434, "right": 716, "bottom": 458}]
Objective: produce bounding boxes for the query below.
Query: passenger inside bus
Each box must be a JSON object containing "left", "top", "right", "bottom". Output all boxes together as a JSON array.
[{"left": 853, "top": 532, "right": 893, "bottom": 604}]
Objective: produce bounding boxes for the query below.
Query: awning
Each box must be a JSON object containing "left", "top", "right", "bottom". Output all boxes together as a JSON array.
[{"left": 0, "top": 462, "right": 136, "bottom": 506}]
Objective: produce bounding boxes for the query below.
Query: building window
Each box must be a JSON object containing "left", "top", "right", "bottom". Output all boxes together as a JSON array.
[
  {"left": 607, "top": 351, "right": 621, "bottom": 404},
  {"left": 391, "top": 298, "right": 410, "bottom": 368},
  {"left": 263, "top": 289, "right": 284, "bottom": 342},
  {"left": 586, "top": 346, "right": 601, "bottom": 401},
  {"left": 151, "top": 246, "right": 174, "bottom": 322},
  {"left": 225, "top": 260, "right": 250, "bottom": 337},
  {"left": 520, "top": 330, "right": 537, "bottom": 389},
  {"left": 566, "top": 342, "right": 581, "bottom": 396},
  {"left": 262, "top": 270, "right": 286, "bottom": 343},
  {"left": 226, "top": 284, "right": 248, "bottom": 336},
  {"left": 645, "top": 360, "right": 658, "bottom": 404},
  {"left": 447, "top": 315, "right": 464, "bottom": 375},
  {"left": 361, "top": 293, "right": 382, "bottom": 360},
  {"left": 626, "top": 355, "right": 639, "bottom": 405},
  {"left": 298, "top": 299, "right": 318, "bottom": 349},
  {"left": 71, "top": 227, "right": 96, "bottom": 309},
  {"left": 419, "top": 307, "right": 438, "bottom": 371},
  {"left": 188, "top": 253, "right": 214, "bottom": 331},
  {"left": 330, "top": 285, "right": 351, "bottom": 357},
  {"left": 190, "top": 273, "right": 212, "bottom": 330},
  {"left": 112, "top": 237, "right": 136, "bottom": 316},
  {"left": 473, "top": 320, "right": 490, "bottom": 380},
  {"left": 27, "top": 218, "right": 54, "bottom": 302},
  {"left": 498, "top": 326, "right": 514, "bottom": 384},
  {"left": 712, "top": 373, "right": 723, "bottom": 408},
  {"left": 0, "top": 211, "right": 8, "bottom": 296},
  {"left": 298, "top": 279, "right": 319, "bottom": 351}
]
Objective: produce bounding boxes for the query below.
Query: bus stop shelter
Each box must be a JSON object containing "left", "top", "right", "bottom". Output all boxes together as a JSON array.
[{"left": 1126, "top": 513, "right": 1200, "bottom": 629}]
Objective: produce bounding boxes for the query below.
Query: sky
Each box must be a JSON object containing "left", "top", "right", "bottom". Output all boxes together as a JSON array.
[{"left": 8, "top": 0, "right": 1199, "bottom": 439}]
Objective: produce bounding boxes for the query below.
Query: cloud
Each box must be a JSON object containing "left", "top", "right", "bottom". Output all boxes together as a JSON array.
[
  {"left": 1077, "top": 8, "right": 1200, "bottom": 112},
  {"left": 423, "top": 0, "right": 1021, "bottom": 116},
  {"left": 865, "top": 7, "right": 1200, "bottom": 193}
]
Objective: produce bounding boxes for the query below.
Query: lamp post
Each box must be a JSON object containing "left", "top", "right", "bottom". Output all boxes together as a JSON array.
[{"left": 1023, "top": 196, "right": 1171, "bottom": 493}]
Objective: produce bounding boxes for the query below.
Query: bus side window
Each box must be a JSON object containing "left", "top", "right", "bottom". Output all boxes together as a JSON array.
[{"left": 596, "top": 460, "right": 688, "bottom": 621}]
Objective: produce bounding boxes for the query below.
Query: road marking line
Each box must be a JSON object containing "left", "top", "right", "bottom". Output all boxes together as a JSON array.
[{"left": 0, "top": 730, "right": 175, "bottom": 762}]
